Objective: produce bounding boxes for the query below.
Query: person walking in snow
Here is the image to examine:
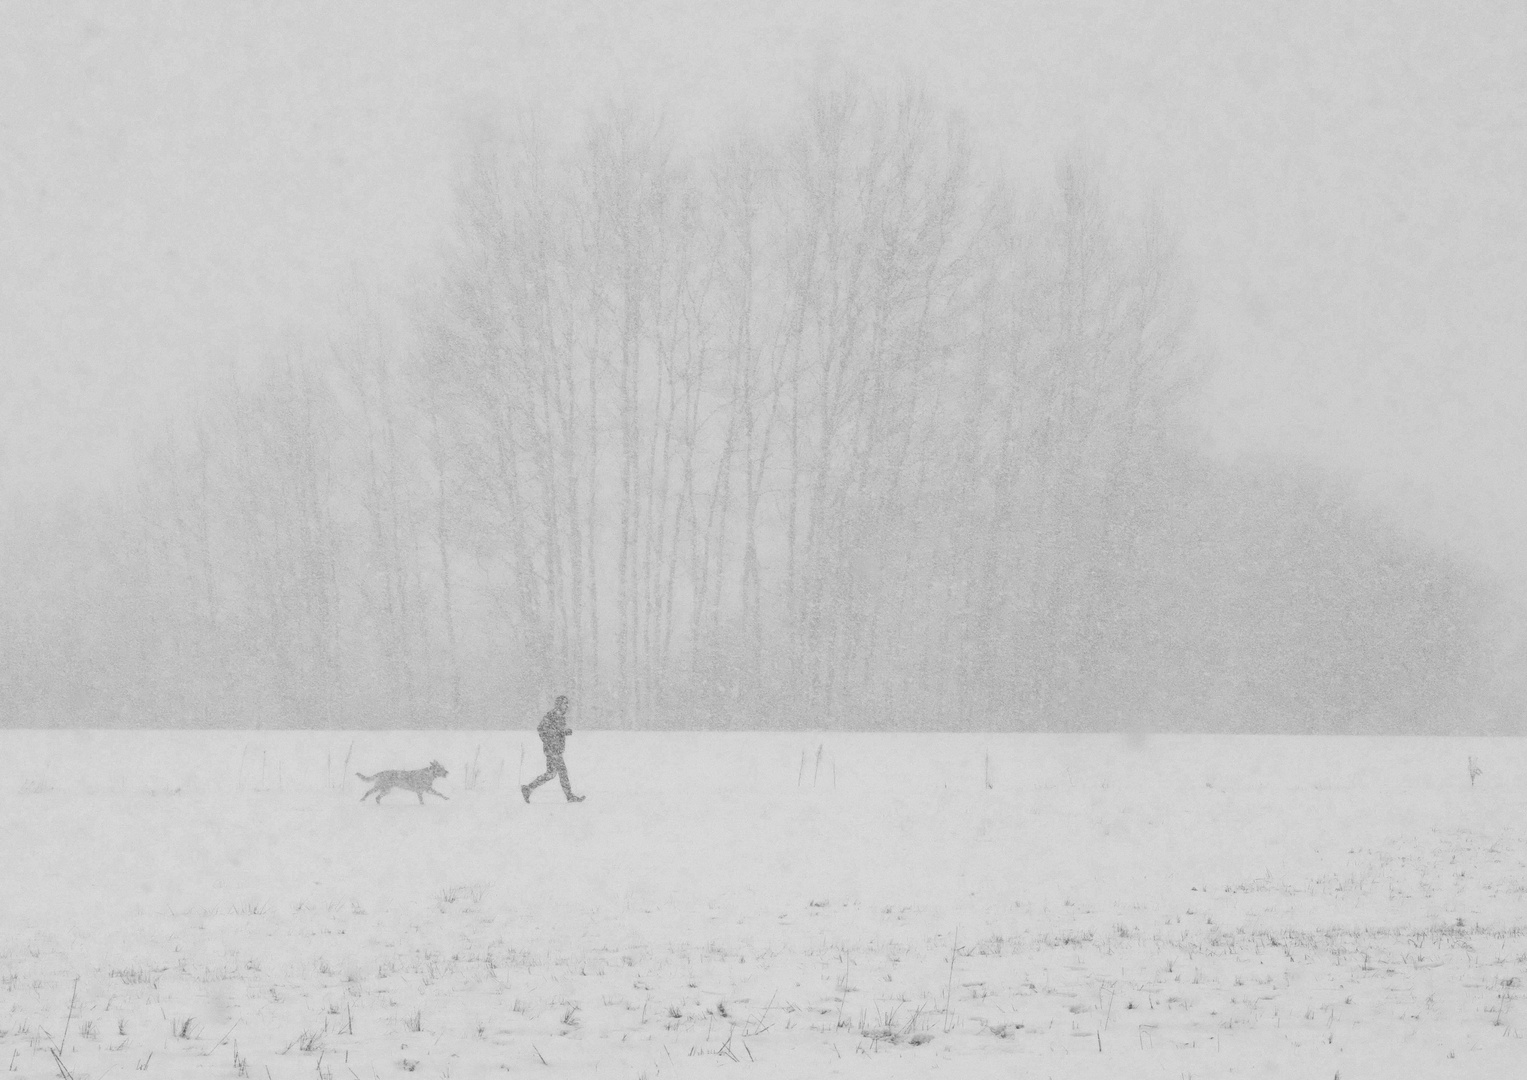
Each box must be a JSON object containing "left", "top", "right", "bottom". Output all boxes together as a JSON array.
[{"left": 522, "top": 694, "right": 584, "bottom": 803}]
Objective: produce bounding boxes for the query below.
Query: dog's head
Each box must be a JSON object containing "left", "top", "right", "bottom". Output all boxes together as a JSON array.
[{"left": 429, "top": 759, "right": 448, "bottom": 778}]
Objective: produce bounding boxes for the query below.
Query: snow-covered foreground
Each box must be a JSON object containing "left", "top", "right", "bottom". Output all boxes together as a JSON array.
[{"left": 3, "top": 731, "right": 1526, "bottom": 1078}]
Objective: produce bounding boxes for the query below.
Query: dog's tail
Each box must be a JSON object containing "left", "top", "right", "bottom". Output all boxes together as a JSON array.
[{"left": 355, "top": 772, "right": 375, "bottom": 782}]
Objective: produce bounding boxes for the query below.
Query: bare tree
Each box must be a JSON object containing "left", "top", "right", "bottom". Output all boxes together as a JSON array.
[{"left": 27, "top": 70, "right": 1481, "bottom": 735}]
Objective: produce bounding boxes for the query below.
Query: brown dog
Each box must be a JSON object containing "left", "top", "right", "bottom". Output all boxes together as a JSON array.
[{"left": 356, "top": 760, "right": 449, "bottom": 805}]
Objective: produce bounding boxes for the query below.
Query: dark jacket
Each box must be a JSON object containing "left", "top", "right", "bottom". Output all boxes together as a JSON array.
[{"left": 538, "top": 707, "right": 571, "bottom": 757}]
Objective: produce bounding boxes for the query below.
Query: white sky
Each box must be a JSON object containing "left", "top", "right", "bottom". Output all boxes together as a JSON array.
[{"left": 4, "top": 0, "right": 1524, "bottom": 589}]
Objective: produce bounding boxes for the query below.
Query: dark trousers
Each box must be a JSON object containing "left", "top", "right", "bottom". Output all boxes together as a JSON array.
[{"left": 526, "top": 749, "right": 573, "bottom": 798}]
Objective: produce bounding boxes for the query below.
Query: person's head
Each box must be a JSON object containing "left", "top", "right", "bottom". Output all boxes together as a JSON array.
[{"left": 554, "top": 695, "right": 569, "bottom": 711}]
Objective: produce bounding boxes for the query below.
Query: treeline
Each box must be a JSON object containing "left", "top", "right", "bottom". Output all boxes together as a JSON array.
[{"left": 0, "top": 78, "right": 1501, "bottom": 731}]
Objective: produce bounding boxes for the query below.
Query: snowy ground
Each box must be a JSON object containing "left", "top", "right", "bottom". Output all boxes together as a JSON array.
[{"left": 3, "top": 730, "right": 1526, "bottom": 1078}]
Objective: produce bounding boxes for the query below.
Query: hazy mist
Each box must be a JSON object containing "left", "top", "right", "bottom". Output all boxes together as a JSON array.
[{"left": 3, "top": 2, "right": 1524, "bottom": 732}]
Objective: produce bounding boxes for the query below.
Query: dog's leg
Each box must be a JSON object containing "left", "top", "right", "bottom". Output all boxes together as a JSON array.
[
  {"left": 360, "top": 786, "right": 377, "bottom": 802},
  {"left": 430, "top": 788, "right": 449, "bottom": 800},
  {"left": 417, "top": 790, "right": 426, "bottom": 804}
]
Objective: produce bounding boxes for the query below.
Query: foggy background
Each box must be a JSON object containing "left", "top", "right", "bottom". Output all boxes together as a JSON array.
[{"left": 3, "top": 1, "right": 1524, "bottom": 732}]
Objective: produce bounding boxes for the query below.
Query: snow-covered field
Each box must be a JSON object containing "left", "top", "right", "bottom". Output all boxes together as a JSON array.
[{"left": 3, "top": 730, "right": 1526, "bottom": 1078}]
